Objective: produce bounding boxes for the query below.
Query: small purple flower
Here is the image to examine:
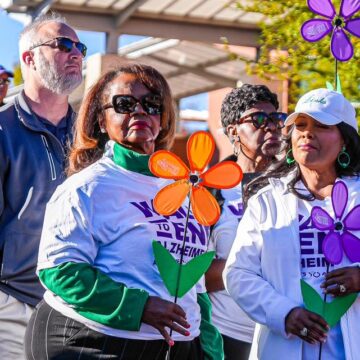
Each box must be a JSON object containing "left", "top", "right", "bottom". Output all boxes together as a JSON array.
[
  {"left": 311, "top": 181, "right": 360, "bottom": 264},
  {"left": 301, "top": 0, "right": 360, "bottom": 61}
]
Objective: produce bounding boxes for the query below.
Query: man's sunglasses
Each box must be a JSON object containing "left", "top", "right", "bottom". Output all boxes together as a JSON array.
[
  {"left": 239, "top": 111, "right": 287, "bottom": 130},
  {"left": 30, "top": 37, "right": 87, "bottom": 57},
  {"left": 102, "top": 94, "right": 163, "bottom": 115}
]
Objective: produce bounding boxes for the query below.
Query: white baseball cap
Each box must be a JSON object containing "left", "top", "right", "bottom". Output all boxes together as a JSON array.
[{"left": 285, "top": 88, "right": 358, "bottom": 131}]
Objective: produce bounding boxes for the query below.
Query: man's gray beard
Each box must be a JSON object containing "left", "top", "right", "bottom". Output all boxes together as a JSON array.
[{"left": 37, "top": 52, "right": 82, "bottom": 95}]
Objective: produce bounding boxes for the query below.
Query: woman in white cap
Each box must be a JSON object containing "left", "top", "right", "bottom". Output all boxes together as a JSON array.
[{"left": 224, "top": 88, "right": 360, "bottom": 360}]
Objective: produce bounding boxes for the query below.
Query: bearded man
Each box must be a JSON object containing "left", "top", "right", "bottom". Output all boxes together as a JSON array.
[{"left": 0, "top": 13, "right": 86, "bottom": 359}]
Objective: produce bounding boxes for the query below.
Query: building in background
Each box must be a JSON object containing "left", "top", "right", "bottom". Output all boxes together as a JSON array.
[{"left": 2, "top": 0, "right": 288, "bottom": 162}]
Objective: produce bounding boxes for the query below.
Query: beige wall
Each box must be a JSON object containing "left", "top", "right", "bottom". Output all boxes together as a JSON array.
[{"left": 208, "top": 88, "right": 233, "bottom": 161}]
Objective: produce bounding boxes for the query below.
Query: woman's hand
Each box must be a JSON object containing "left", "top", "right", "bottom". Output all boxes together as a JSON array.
[
  {"left": 320, "top": 266, "right": 360, "bottom": 297},
  {"left": 285, "top": 307, "right": 329, "bottom": 344},
  {"left": 141, "top": 296, "right": 190, "bottom": 346}
]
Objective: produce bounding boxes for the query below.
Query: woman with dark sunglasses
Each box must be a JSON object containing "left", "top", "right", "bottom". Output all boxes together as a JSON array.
[
  {"left": 24, "top": 64, "right": 213, "bottom": 359},
  {"left": 205, "top": 84, "right": 284, "bottom": 360}
]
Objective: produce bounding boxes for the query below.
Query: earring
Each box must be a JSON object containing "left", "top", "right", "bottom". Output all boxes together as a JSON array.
[
  {"left": 100, "top": 128, "right": 106, "bottom": 133},
  {"left": 232, "top": 143, "right": 240, "bottom": 156},
  {"left": 286, "top": 148, "right": 295, "bottom": 165},
  {"left": 337, "top": 146, "right": 350, "bottom": 168},
  {"left": 232, "top": 136, "right": 240, "bottom": 156}
]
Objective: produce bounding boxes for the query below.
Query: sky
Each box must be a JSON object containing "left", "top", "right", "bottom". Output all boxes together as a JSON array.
[{"left": 0, "top": 10, "right": 208, "bottom": 110}]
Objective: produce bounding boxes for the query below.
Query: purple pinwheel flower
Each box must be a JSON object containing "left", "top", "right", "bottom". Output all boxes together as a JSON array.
[
  {"left": 301, "top": 0, "right": 360, "bottom": 61},
  {"left": 311, "top": 181, "right": 360, "bottom": 264}
]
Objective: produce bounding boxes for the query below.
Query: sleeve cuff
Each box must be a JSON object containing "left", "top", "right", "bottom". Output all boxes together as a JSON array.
[
  {"left": 266, "top": 299, "right": 299, "bottom": 338},
  {"left": 117, "top": 287, "right": 149, "bottom": 331}
]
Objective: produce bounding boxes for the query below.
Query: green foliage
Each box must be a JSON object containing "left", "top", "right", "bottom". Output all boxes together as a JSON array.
[{"left": 235, "top": 0, "right": 360, "bottom": 118}]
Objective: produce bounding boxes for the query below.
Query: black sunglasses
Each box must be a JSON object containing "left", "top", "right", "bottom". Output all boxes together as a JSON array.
[
  {"left": 239, "top": 111, "right": 287, "bottom": 130},
  {"left": 0, "top": 79, "right": 10, "bottom": 85},
  {"left": 30, "top": 37, "right": 87, "bottom": 57},
  {"left": 102, "top": 94, "right": 163, "bottom": 115}
]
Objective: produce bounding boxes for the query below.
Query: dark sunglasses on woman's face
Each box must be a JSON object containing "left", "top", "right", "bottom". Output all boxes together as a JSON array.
[
  {"left": 0, "top": 79, "right": 10, "bottom": 86},
  {"left": 102, "top": 94, "right": 163, "bottom": 115},
  {"left": 239, "top": 111, "right": 287, "bottom": 130},
  {"left": 29, "top": 37, "right": 87, "bottom": 57}
]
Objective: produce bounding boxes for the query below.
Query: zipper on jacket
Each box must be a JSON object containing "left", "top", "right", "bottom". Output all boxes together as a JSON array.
[
  {"left": 41, "top": 135, "right": 57, "bottom": 181},
  {"left": 15, "top": 97, "right": 71, "bottom": 158},
  {"left": 0, "top": 265, "right": 7, "bottom": 283},
  {"left": 18, "top": 186, "right": 34, "bottom": 220}
]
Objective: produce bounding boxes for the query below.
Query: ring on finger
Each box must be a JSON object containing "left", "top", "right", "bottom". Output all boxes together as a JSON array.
[
  {"left": 300, "top": 327, "right": 308, "bottom": 337},
  {"left": 339, "top": 284, "right": 346, "bottom": 293}
]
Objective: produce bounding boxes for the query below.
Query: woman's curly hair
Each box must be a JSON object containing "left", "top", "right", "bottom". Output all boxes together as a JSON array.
[{"left": 220, "top": 84, "right": 279, "bottom": 132}]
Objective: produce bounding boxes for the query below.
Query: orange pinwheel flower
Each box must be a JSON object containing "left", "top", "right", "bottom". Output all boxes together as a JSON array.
[{"left": 149, "top": 131, "right": 243, "bottom": 226}]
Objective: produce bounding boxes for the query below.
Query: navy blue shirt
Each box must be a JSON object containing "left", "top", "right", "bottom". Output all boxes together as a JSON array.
[{"left": 38, "top": 109, "right": 71, "bottom": 147}]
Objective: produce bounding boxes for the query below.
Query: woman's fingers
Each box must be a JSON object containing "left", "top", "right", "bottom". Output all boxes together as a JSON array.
[
  {"left": 299, "top": 335, "right": 314, "bottom": 344},
  {"left": 167, "top": 303, "right": 190, "bottom": 330},
  {"left": 158, "top": 327, "right": 174, "bottom": 347},
  {"left": 321, "top": 277, "right": 347, "bottom": 296},
  {"left": 286, "top": 307, "right": 329, "bottom": 344},
  {"left": 321, "top": 276, "right": 341, "bottom": 288},
  {"left": 167, "top": 321, "right": 190, "bottom": 337},
  {"left": 157, "top": 320, "right": 189, "bottom": 346},
  {"left": 298, "top": 319, "right": 327, "bottom": 344},
  {"left": 323, "top": 283, "right": 344, "bottom": 296},
  {"left": 325, "top": 268, "right": 346, "bottom": 279},
  {"left": 306, "top": 313, "right": 329, "bottom": 343},
  {"left": 142, "top": 296, "right": 191, "bottom": 341},
  {"left": 321, "top": 266, "right": 360, "bottom": 296},
  {"left": 306, "top": 326, "right": 327, "bottom": 344},
  {"left": 173, "top": 303, "right": 187, "bottom": 318},
  {"left": 308, "top": 312, "right": 329, "bottom": 332},
  {"left": 171, "top": 313, "right": 190, "bottom": 329}
]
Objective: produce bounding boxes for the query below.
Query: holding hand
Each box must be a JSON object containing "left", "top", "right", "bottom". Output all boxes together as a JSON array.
[
  {"left": 285, "top": 307, "right": 329, "bottom": 344},
  {"left": 141, "top": 296, "right": 190, "bottom": 346},
  {"left": 321, "top": 266, "right": 360, "bottom": 297}
]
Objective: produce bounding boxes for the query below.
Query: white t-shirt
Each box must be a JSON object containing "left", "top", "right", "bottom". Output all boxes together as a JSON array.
[
  {"left": 298, "top": 185, "right": 345, "bottom": 360},
  {"left": 208, "top": 185, "right": 255, "bottom": 343},
  {"left": 38, "top": 145, "right": 209, "bottom": 340}
]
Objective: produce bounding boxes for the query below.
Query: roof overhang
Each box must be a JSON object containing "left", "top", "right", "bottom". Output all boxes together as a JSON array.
[{"left": 1, "top": 0, "right": 261, "bottom": 47}]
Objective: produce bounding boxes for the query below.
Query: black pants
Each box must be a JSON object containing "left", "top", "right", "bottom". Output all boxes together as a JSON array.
[
  {"left": 222, "top": 334, "right": 251, "bottom": 360},
  {"left": 25, "top": 301, "right": 203, "bottom": 360}
]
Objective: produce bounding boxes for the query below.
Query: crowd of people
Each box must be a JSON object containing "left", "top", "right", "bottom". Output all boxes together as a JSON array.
[{"left": 0, "top": 12, "right": 359, "bottom": 360}]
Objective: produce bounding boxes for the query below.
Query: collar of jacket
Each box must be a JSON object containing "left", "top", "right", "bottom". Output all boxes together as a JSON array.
[
  {"left": 268, "top": 169, "right": 298, "bottom": 196},
  {"left": 15, "top": 90, "right": 75, "bottom": 137},
  {"left": 112, "top": 142, "right": 155, "bottom": 177}
]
